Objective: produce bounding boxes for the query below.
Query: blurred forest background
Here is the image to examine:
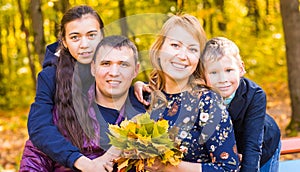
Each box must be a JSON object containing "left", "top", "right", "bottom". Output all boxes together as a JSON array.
[{"left": 0, "top": 0, "right": 299, "bottom": 171}]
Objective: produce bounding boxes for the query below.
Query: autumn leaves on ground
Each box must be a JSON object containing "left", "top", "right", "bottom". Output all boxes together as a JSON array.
[{"left": 0, "top": 98, "right": 297, "bottom": 171}]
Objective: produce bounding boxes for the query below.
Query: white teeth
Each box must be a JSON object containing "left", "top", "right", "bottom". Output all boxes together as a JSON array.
[
  {"left": 108, "top": 81, "right": 120, "bottom": 85},
  {"left": 172, "top": 63, "right": 186, "bottom": 69}
]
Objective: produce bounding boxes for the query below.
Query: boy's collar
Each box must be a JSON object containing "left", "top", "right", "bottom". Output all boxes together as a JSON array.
[{"left": 224, "top": 91, "right": 236, "bottom": 105}]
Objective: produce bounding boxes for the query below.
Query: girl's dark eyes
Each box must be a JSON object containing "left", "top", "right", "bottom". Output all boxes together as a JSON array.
[
  {"left": 69, "top": 32, "right": 98, "bottom": 41},
  {"left": 70, "top": 36, "right": 79, "bottom": 40}
]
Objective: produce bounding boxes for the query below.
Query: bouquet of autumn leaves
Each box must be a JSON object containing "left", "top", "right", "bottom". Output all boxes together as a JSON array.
[{"left": 108, "top": 112, "right": 183, "bottom": 172}]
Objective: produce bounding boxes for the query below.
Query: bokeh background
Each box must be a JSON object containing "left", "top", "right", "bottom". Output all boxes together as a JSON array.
[{"left": 0, "top": 0, "right": 299, "bottom": 171}]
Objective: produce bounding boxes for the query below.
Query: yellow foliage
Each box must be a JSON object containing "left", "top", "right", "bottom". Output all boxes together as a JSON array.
[{"left": 108, "top": 112, "right": 183, "bottom": 171}]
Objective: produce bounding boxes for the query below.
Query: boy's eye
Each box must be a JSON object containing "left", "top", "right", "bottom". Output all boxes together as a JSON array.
[
  {"left": 209, "top": 71, "right": 217, "bottom": 74},
  {"left": 226, "top": 69, "right": 233, "bottom": 72}
]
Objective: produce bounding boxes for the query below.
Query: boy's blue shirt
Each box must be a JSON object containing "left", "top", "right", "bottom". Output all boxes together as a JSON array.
[
  {"left": 228, "top": 77, "right": 281, "bottom": 172},
  {"left": 223, "top": 91, "right": 236, "bottom": 105}
]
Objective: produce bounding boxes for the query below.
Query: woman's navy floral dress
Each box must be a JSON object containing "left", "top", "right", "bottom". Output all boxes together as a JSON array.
[{"left": 151, "top": 87, "right": 240, "bottom": 172}]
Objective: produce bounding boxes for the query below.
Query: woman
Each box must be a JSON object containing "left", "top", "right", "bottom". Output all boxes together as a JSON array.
[
  {"left": 144, "top": 14, "right": 240, "bottom": 171},
  {"left": 20, "top": 5, "right": 112, "bottom": 171}
]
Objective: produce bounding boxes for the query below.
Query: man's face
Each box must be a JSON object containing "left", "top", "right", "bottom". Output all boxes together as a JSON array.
[{"left": 92, "top": 46, "right": 139, "bottom": 99}]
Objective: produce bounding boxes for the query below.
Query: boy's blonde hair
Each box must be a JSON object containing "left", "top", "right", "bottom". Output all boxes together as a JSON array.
[{"left": 201, "top": 37, "right": 242, "bottom": 63}]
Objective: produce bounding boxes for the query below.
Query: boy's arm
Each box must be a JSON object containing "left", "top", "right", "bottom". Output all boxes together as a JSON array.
[
  {"left": 240, "top": 89, "right": 266, "bottom": 172},
  {"left": 27, "top": 66, "right": 82, "bottom": 169}
]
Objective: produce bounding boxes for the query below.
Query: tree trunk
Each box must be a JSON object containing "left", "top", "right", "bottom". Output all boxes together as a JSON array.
[
  {"left": 30, "top": 0, "right": 45, "bottom": 66},
  {"left": 17, "top": 0, "right": 36, "bottom": 87},
  {"left": 0, "top": 25, "right": 4, "bottom": 100},
  {"left": 203, "top": 0, "right": 213, "bottom": 35},
  {"left": 246, "top": 0, "right": 260, "bottom": 36},
  {"left": 266, "top": 0, "right": 269, "bottom": 15},
  {"left": 280, "top": 0, "right": 300, "bottom": 136},
  {"left": 118, "top": 0, "right": 128, "bottom": 36},
  {"left": 215, "top": 0, "right": 226, "bottom": 31},
  {"left": 54, "top": 0, "right": 70, "bottom": 37}
]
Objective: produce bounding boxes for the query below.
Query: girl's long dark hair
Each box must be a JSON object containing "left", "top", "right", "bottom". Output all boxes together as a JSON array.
[{"left": 54, "top": 5, "right": 104, "bottom": 151}]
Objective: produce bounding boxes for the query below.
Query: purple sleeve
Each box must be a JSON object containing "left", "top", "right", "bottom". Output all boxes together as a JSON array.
[{"left": 19, "top": 140, "right": 54, "bottom": 171}]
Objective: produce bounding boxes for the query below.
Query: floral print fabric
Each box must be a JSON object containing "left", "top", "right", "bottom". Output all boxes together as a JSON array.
[{"left": 151, "top": 87, "right": 240, "bottom": 171}]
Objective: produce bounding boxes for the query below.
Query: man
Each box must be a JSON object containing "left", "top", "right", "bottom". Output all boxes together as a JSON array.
[
  {"left": 89, "top": 35, "right": 146, "bottom": 171},
  {"left": 90, "top": 34, "right": 145, "bottom": 145},
  {"left": 20, "top": 35, "right": 146, "bottom": 171}
]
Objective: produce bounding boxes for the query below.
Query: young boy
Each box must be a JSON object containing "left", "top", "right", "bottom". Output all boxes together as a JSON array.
[{"left": 201, "top": 37, "right": 281, "bottom": 172}]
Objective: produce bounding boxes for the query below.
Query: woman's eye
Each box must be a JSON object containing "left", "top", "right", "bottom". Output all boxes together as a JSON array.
[
  {"left": 171, "top": 43, "right": 180, "bottom": 48},
  {"left": 189, "top": 48, "right": 199, "bottom": 53}
]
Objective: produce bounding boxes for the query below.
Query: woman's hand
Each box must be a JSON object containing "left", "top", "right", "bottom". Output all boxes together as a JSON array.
[
  {"left": 133, "top": 81, "right": 152, "bottom": 106},
  {"left": 145, "top": 160, "right": 203, "bottom": 172}
]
